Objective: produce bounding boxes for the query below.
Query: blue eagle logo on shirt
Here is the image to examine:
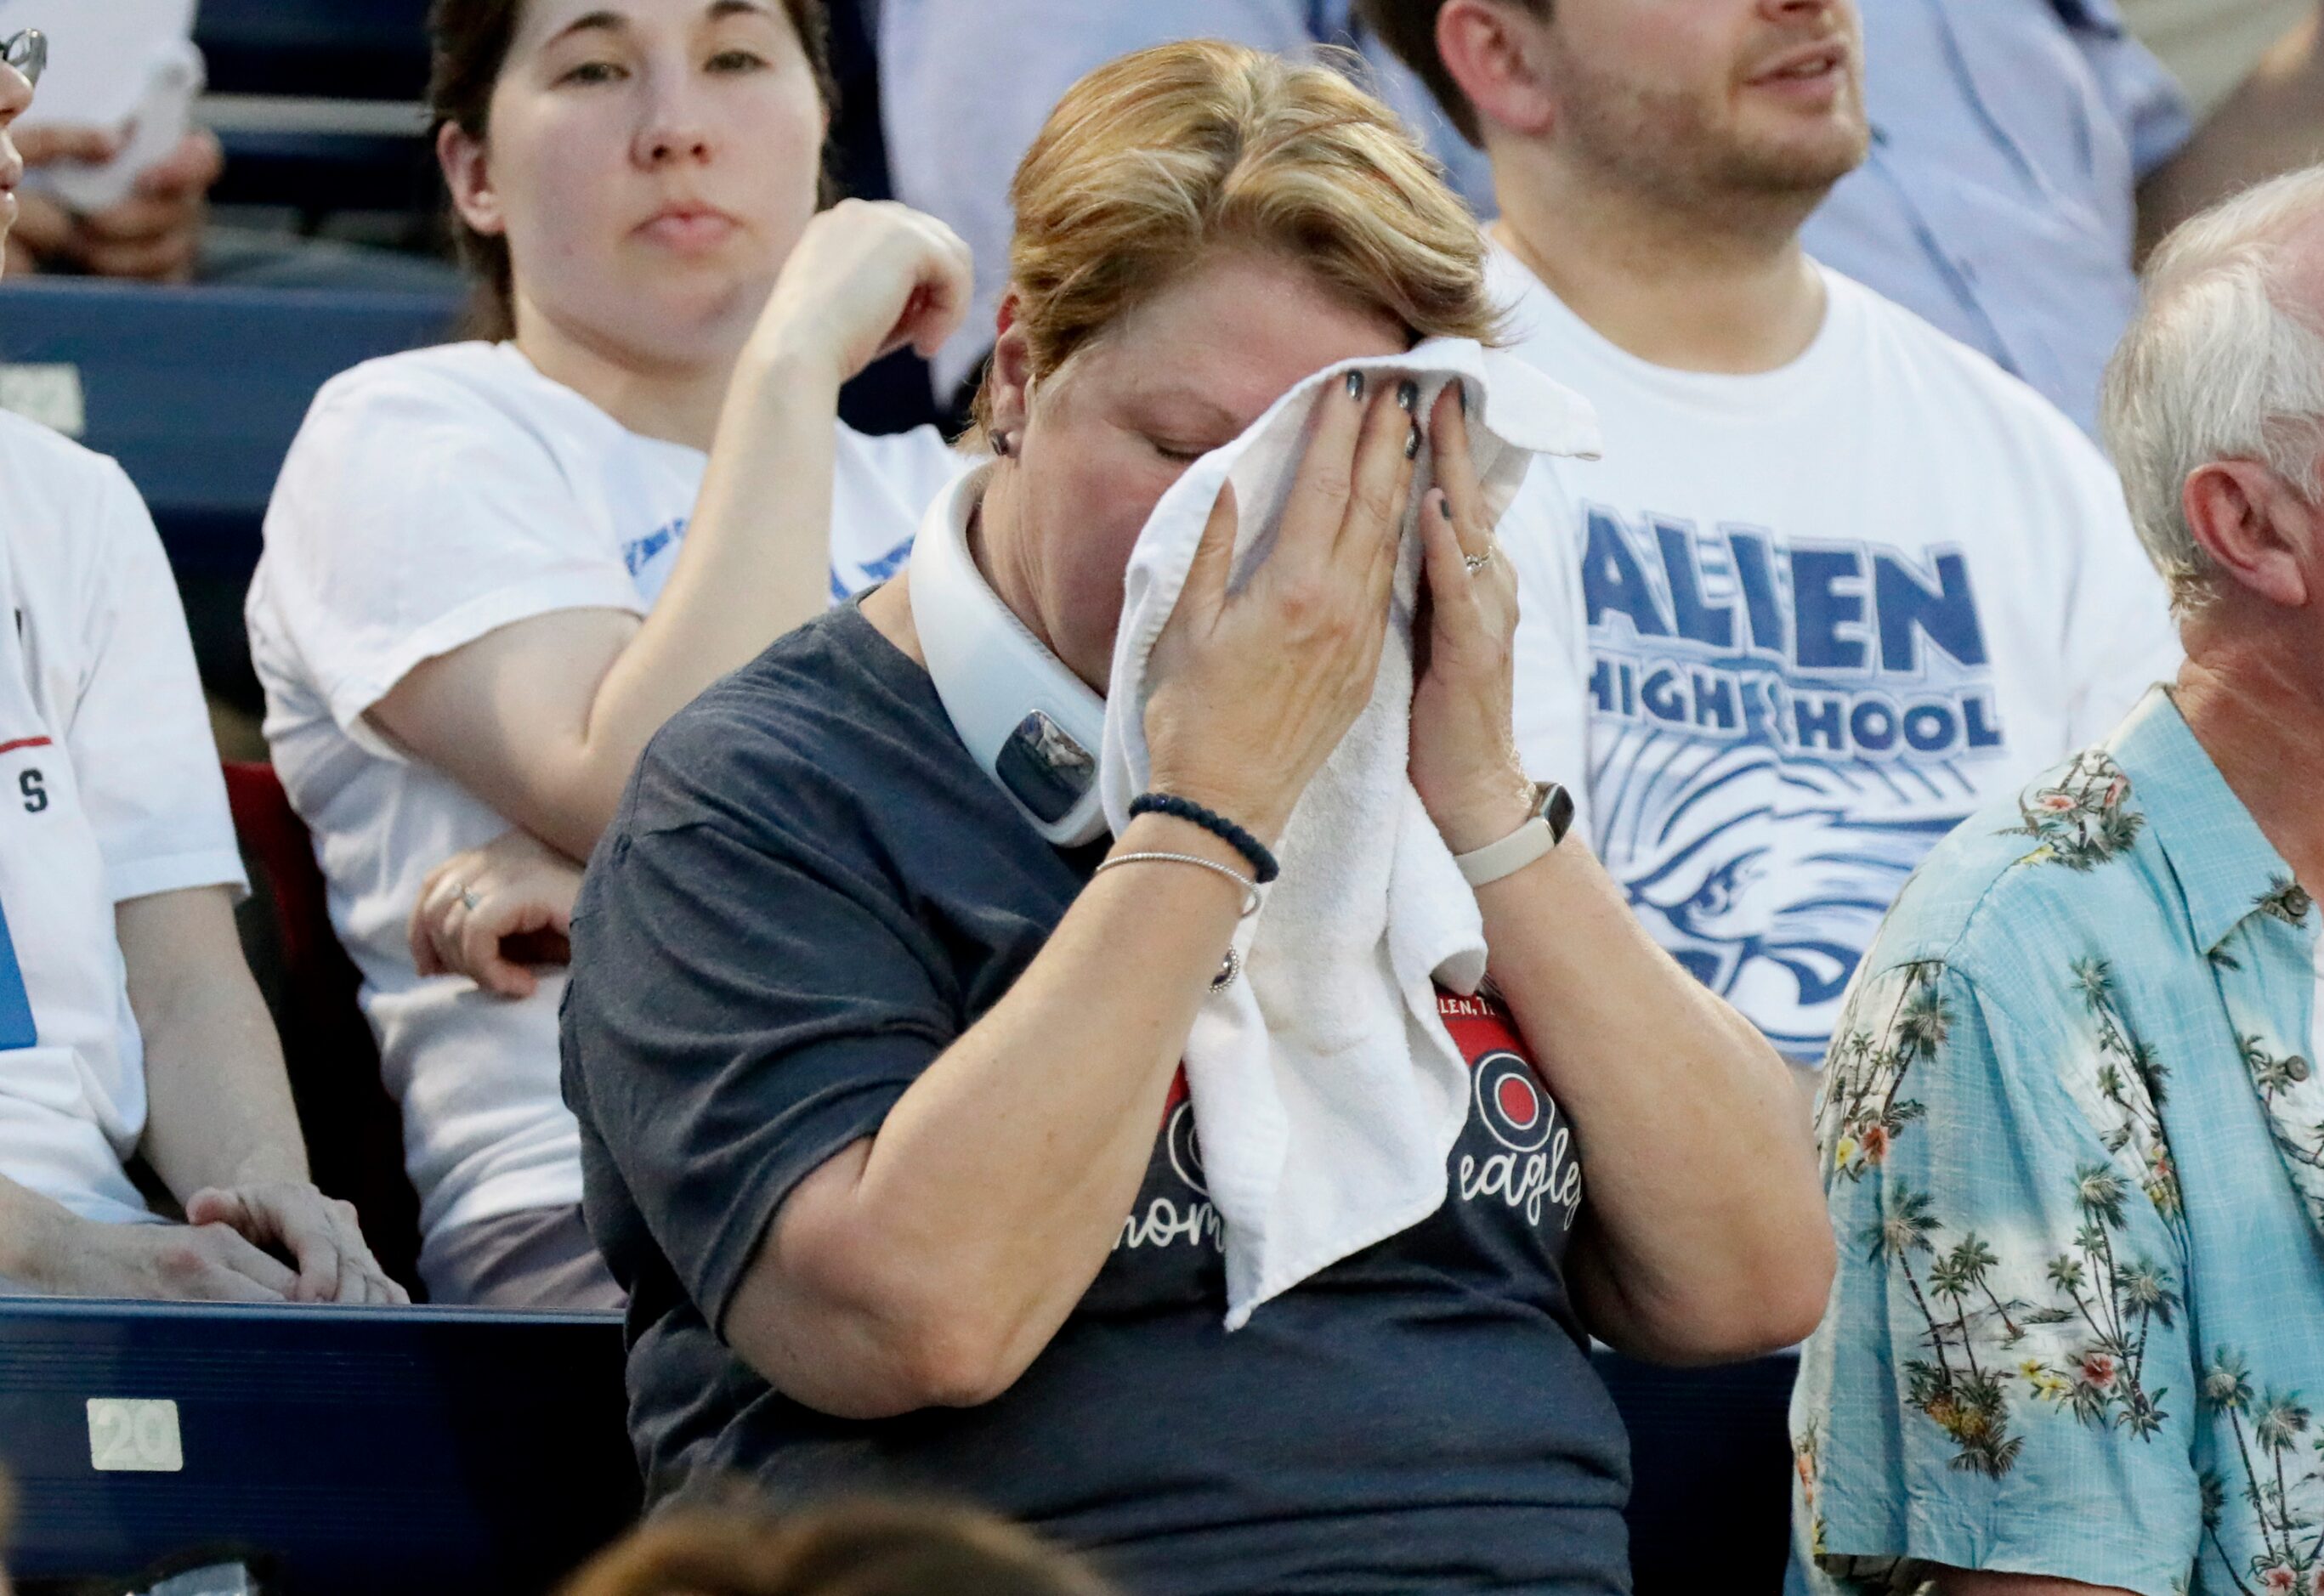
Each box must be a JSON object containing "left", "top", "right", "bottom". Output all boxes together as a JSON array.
[{"left": 1580, "top": 505, "right": 2004, "bottom": 1060}]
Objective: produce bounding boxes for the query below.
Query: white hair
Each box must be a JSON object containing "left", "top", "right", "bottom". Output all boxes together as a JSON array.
[{"left": 2100, "top": 166, "right": 2324, "bottom": 614}]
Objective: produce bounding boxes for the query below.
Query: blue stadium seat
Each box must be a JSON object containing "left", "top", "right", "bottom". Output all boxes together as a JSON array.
[
  {"left": 197, "top": 0, "right": 432, "bottom": 102},
  {"left": 0, "top": 1298, "right": 637, "bottom": 1593},
  {"left": 0, "top": 279, "right": 459, "bottom": 575},
  {"left": 210, "top": 129, "right": 444, "bottom": 221},
  {"left": 196, "top": 0, "right": 437, "bottom": 216},
  {"left": 0, "top": 1308, "right": 1792, "bottom": 1591}
]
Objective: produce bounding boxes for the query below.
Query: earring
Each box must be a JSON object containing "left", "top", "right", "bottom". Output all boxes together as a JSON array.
[{"left": 992, "top": 431, "right": 1015, "bottom": 459}]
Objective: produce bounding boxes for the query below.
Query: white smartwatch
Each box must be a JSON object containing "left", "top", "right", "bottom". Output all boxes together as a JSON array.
[{"left": 1454, "top": 781, "right": 1575, "bottom": 888}]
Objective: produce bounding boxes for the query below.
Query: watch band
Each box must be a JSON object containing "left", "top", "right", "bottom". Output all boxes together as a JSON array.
[{"left": 1454, "top": 782, "right": 1573, "bottom": 888}]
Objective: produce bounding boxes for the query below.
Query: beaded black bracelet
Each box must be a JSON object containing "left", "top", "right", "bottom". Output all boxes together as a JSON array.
[{"left": 1129, "top": 792, "right": 1281, "bottom": 884}]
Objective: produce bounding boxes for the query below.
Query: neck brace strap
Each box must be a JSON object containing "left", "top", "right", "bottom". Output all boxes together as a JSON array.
[{"left": 909, "top": 466, "right": 1112, "bottom": 848}]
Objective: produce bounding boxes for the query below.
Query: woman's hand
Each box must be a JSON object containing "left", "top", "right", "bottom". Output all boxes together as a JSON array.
[
  {"left": 742, "top": 199, "right": 974, "bottom": 388},
  {"left": 1143, "top": 371, "right": 1422, "bottom": 845},
  {"left": 1409, "top": 385, "right": 1539, "bottom": 856},
  {"left": 410, "top": 829, "right": 583, "bottom": 999}
]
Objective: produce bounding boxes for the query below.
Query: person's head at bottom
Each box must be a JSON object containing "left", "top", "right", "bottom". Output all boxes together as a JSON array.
[{"left": 564, "top": 1499, "right": 1118, "bottom": 1596}]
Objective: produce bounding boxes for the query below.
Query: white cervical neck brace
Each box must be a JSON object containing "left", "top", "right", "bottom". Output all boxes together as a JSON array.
[{"left": 910, "top": 464, "right": 1112, "bottom": 847}]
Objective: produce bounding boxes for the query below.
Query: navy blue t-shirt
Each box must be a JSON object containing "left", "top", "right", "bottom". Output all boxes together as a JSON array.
[{"left": 561, "top": 603, "right": 1631, "bottom": 1594}]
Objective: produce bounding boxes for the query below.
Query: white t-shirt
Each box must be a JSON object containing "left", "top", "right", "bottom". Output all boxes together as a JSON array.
[
  {"left": 246, "top": 342, "right": 965, "bottom": 1261},
  {"left": 1492, "top": 247, "right": 2179, "bottom": 1063},
  {"left": 0, "top": 413, "right": 247, "bottom": 1225}
]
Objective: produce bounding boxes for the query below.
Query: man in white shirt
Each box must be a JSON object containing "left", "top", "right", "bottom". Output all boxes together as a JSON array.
[
  {"left": 0, "top": 52, "right": 400, "bottom": 1304},
  {"left": 1360, "top": 0, "right": 2177, "bottom": 1072}
]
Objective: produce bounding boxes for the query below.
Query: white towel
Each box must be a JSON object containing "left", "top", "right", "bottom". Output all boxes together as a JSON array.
[{"left": 1099, "top": 337, "right": 1601, "bottom": 1327}]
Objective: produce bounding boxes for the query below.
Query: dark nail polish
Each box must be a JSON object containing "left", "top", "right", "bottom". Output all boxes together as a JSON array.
[
  {"left": 1345, "top": 371, "right": 1365, "bottom": 400},
  {"left": 1454, "top": 378, "right": 1468, "bottom": 416},
  {"left": 1396, "top": 378, "right": 1420, "bottom": 412},
  {"left": 1431, "top": 488, "right": 1451, "bottom": 518},
  {"left": 1405, "top": 421, "right": 1422, "bottom": 459}
]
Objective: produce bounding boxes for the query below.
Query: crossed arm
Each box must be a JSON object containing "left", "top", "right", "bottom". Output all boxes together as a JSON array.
[{"left": 370, "top": 205, "right": 972, "bottom": 865}]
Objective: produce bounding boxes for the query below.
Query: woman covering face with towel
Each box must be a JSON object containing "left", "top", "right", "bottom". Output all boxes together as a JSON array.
[{"left": 560, "top": 42, "right": 1831, "bottom": 1593}]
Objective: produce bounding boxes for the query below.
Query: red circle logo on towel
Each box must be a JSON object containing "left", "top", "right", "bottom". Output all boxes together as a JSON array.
[{"left": 1474, "top": 1051, "right": 1555, "bottom": 1153}]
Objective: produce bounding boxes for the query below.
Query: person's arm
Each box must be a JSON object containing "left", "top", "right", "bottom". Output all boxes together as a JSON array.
[
  {"left": 119, "top": 885, "right": 406, "bottom": 1304},
  {"left": 120, "top": 886, "right": 303, "bottom": 1194},
  {"left": 0, "top": 1167, "right": 295, "bottom": 1300},
  {"left": 0, "top": 896, "right": 391, "bottom": 1303},
  {"left": 2138, "top": 2, "right": 2324, "bottom": 252},
  {"left": 41, "top": 457, "right": 405, "bottom": 1304},
  {"left": 720, "top": 373, "right": 1425, "bottom": 1418},
  {"left": 1476, "top": 846, "right": 1828, "bottom": 1361},
  {"left": 730, "top": 806, "right": 1252, "bottom": 1417},
  {"left": 366, "top": 201, "right": 973, "bottom": 862},
  {"left": 1403, "top": 390, "right": 1830, "bottom": 1363}
]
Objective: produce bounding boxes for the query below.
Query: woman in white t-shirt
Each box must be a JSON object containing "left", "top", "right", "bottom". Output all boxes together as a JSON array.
[{"left": 246, "top": 0, "right": 972, "bottom": 1307}]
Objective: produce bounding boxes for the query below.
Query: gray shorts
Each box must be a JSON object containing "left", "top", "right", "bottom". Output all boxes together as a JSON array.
[{"left": 420, "top": 1203, "right": 625, "bottom": 1311}]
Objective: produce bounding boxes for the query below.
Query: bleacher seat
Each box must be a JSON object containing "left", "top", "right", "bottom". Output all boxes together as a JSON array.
[
  {"left": 190, "top": 0, "right": 437, "bottom": 239},
  {"left": 224, "top": 761, "right": 424, "bottom": 1299},
  {"left": 0, "top": 1298, "right": 636, "bottom": 1593},
  {"left": 0, "top": 280, "right": 459, "bottom": 576},
  {"left": 197, "top": 0, "right": 433, "bottom": 103},
  {"left": 208, "top": 125, "right": 445, "bottom": 222}
]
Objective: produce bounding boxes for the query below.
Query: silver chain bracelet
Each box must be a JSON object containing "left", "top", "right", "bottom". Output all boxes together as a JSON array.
[
  {"left": 1091, "top": 850, "right": 1262, "bottom": 917},
  {"left": 1091, "top": 851, "right": 1258, "bottom": 993}
]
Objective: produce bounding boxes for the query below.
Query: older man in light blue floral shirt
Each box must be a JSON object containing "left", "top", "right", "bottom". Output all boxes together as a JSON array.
[{"left": 1797, "top": 166, "right": 2324, "bottom": 1596}]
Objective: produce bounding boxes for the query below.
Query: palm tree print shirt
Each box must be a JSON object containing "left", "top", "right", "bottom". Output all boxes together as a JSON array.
[{"left": 1796, "top": 686, "right": 2324, "bottom": 1596}]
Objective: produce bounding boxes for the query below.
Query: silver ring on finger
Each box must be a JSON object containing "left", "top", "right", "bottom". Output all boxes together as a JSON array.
[
  {"left": 459, "top": 886, "right": 482, "bottom": 911},
  {"left": 1463, "top": 542, "right": 1499, "bottom": 576}
]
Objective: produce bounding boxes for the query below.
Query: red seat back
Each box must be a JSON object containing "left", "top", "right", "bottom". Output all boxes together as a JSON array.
[{"left": 223, "top": 761, "right": 424, "bottom": 1296}]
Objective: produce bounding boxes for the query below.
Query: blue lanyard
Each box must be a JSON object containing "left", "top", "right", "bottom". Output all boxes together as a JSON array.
[{"left": 0, "top": 891, "right": 33, "bottom": 1050}]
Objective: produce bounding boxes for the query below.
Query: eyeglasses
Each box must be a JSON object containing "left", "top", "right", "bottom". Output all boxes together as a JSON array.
[{"left": 3, "top": 30, "right": 43, "bottom": 89}]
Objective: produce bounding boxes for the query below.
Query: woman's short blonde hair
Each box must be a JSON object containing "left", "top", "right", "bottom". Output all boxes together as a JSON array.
[{"left": 975, "top": 39, "right": 1498, "bottom": 440}]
